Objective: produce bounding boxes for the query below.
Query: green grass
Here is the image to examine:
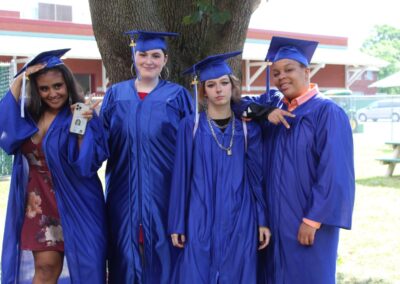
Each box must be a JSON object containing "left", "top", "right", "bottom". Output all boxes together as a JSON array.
[{"left": 356, "top": 176, "right": 400, "bottom": 188}]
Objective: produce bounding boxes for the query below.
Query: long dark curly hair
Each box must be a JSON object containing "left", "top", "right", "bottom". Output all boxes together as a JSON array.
[{"left": 27, "top": 64, "right": 84, "bottom": 122}]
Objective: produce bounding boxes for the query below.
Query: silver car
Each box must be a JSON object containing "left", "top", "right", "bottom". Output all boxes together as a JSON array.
[{"left": 357, "top": 100, "right": 400, "bottom": 122}]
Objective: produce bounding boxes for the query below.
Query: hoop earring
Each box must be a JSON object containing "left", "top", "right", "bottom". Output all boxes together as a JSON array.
[{"left": 160, "top": 66, "right": 170, "bottom": 80}]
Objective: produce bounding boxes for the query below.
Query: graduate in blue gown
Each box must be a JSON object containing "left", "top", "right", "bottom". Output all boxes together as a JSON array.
[
  {"left": 100, "top": 31, "right": 193, "bottom": 284},
  {"left": 240, "top": 36, "right": 355, "bottom": 284},
  {"left": 168, "top": 51, "right": 271, "bottom": 284},
  {"left": 0, "top": 49, "right": 108, "bottom": 283}
]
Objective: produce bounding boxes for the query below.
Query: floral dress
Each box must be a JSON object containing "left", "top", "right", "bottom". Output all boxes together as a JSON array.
[{"left": 20, "top": 139, "right": 64, "bottom": 251}]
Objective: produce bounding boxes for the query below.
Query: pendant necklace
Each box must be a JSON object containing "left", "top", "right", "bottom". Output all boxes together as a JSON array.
[{"left": 206, "top": 110, "right": 235, "bottom": 156}]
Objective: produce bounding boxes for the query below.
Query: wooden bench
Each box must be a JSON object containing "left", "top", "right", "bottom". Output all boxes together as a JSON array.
[{"left": 376, "top": 141, "right": 400, "bottom": 176}]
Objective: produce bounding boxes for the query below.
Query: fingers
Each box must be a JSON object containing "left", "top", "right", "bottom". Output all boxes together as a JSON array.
[
  {"left": 279, "top": 115, "right": 290, "bottom": 129},
  {"left": 268, "top": 109, "right": 295, "bottom": 128},
  {"left": 171, "top": 234, "right": 185, "bottom": 248},
  {"left": 91, "top": 99, "right": 101, "bottom": 110},
  {"left": 297, "top": 223, "right": 316, "bottom": 246},
  {"left": 25, "top": 63, "right": 46, "bottom": 77}
]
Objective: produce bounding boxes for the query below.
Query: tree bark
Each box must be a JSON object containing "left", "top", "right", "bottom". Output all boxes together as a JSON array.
[{"left": 89, "top": 0, "right": 261, "bottom": 86}]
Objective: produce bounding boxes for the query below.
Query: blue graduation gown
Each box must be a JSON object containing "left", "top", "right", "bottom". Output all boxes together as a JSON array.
[
  {"left": 100, "top": 79, "right": 193, "bottom": 284},
  {"left": 168, "top": 112, "right": 266, "bottom": 284},
  {"left": 0, "top": 91, "right": 109, "bottom": 284},
  {"left": 242, "top": 91, "right": 355, "bottom": 284}
]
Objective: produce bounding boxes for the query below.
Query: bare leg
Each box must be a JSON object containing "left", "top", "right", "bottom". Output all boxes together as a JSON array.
[{"left": 32, "top": 251, "right": 64, "bottom": 284}]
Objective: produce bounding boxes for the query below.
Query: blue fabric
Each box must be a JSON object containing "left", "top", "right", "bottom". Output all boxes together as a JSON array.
[
  {"left": 168, "top": 113, "right": 266, "bottom": 284},
  {"left": 265, "top": 36, "right": 318, "bottom": 66},
  {"left": 182, "top": 51, "right": 242, "bottom": 82},
  {"left": 0, "top": 91, "right": 109, "bottom": 283},
  {"left": 100, "top": 79, "right": 193, "bottom": 284},
  {"left": 124, "top": 30, "right": 178, "bottom": 52},
  {"left": 14, "top": 49, "right": 70, "bottom": 78},
  {"left": 240, "top": 91, "right": 355, "bottom": 284}
]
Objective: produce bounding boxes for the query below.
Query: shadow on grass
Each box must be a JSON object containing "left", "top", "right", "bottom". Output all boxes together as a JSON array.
[
  {"left": 356, "top": 176, "right": 400, "bottom": 189},
  {"left": 337, "top": 273, "right": 391, "bottom": 284}
]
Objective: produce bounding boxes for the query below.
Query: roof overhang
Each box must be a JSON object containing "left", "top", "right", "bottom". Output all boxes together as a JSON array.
[
  {"left": 243, "top": 40, "right": 387, "bottom": 68},
  {"left": 0, "top": 33, "right": 101, "bottom": 60},
  {"left": 369, "top": 71, "right": 400, "bottom": 88}
]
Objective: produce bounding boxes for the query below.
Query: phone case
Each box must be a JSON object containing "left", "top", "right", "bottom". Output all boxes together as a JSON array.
[{"left": 70, "top": 103, "right": 89, "bottom": 135}]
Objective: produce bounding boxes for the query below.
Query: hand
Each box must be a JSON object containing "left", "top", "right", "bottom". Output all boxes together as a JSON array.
[
  {"left": 171, "top": 233, "right": 186, "bottom": 248},
  {"left": 267, "top": 109, "right": 295, "bottom": 129},
  {"left": 10, "top": 63, "right": 46, "bottom": 101},
  {"left": 297, "top": 222, "right": 317, "bottom": 246},
  {"left": 70, "top": 100, "right": 101, "bottom": 121},
  {"left": 24, "top": 63, "right": 46, "bottom": 77},
  {"left": 258, "top": 226, "right": 271, "bottom": 250}
]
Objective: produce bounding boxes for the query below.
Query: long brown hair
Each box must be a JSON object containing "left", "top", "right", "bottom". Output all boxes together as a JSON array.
[{"left": 27, "top": 65, "right": 84, "bottom": 122}]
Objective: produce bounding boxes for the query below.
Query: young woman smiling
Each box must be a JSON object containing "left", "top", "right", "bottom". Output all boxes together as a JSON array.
[
  {"left": 0, "top": 49, "right": 108, "bottom": 283},
  {"left": 100, "top": 31, "right": 193, "bottom": 284}
]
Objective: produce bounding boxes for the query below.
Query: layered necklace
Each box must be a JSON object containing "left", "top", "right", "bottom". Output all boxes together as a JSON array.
[{"left": 206, "top": 109, "right": 235, "bottom": 156}]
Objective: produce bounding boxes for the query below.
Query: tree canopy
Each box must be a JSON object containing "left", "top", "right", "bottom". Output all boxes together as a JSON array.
[
  {"left": 88, "top": 0, "right": 261, "bottom": 86},
  {"left": 362, "top": 25, "right": 400, "bottom": 94}
]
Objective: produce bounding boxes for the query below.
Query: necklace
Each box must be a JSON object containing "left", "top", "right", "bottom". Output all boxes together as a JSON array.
[
  {"left": 206, "top": 110, "right": 235, "bottom": 156},
  {"left": 210, "top": 116, "right": 231, "bottom": 129}
]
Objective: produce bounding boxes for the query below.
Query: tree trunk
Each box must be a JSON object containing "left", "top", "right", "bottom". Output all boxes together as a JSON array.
[{"left": 89, "top": 0, "right": 261, "bottom": 86}]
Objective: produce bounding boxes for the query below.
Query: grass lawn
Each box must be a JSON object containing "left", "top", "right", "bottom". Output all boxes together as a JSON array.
[{"left": 0, "top": 122, "right": 400, "bottom": 283}]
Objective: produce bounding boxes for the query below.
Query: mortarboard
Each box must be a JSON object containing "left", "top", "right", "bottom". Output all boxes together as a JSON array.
[
  {"left": 265, "top": 36, "right": 318, "bottom": 66},
  {"left": 182, "top": 51, "right": 242, "bottom": 82},
  {"left": 124, "top": 30, "right": 178, "bottom": 52},
  {"left": 14, "top": 48, "right": 70, "bottom": 78},
  {"left": 182, "top": 51, "right": 242, "bottom": 134},
  {"left": 264, "top": 36, "right": 318, "bottom": 94},
  {"left": 14, "top": 48, "right": 70, "bottom": 118}
]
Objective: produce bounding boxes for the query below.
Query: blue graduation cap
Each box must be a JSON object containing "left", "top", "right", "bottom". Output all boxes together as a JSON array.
[
  {"left": 182, "top": 51, "right": 242, "bottom": 134},
  {"left": 182, "top": 51, "right": 242, "bottom": 82},
  {"left": 124, "top": 30, "right": 178, "bottom": 52},
  {"left": 265, "top": 36, "right": 318, "bottom": 66},
  {"left": 14, "top": 48, "right": 70, "bottom": 78},
  {"left": 264, "top": 36, "right": 318, "bottom": 94}
]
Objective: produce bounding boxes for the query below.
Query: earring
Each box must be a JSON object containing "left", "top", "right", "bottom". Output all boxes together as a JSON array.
[
  {"left": 69, "top": 95, "right": 72, "bottom": 105},
  {"left": 161, "top": 66, "right": 170, "bottom": 80}
]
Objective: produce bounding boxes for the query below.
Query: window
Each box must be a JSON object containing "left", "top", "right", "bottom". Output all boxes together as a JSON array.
[
  {"left": 75, "top": 74, "right": 92, "bottom": 95},
  {"left": 38, "top": 3, "right": 72, "bottom": 22}
]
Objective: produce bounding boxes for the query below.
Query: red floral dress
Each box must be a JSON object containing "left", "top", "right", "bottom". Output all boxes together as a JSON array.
[{"left": 20, "top": 139, "right": 64, "bottom": 251}]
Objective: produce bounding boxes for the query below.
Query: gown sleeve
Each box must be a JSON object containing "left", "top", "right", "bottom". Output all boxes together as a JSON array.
[
  {"left": 0, "top": 90, "right": 37, "bottom": 154},
  {"left": 165, "top": 85, "right": 194, "bottom": 121},
  {"left": 304, "top": 104, "right": 355, "bottom": 229},
  {"left": 67, "top": 113, "right": 109, "bottom": 177},
  {"left": 246, "top": 122, "right": 267, "bottom": 227},
  {"left": 168, "top": 118, "right": 194, "bottom": 235},
  {"left": 99, "top": 85, "right": 115, "bottom": 138}
]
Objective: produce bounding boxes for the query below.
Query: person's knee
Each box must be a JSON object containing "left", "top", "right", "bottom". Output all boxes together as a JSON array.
[{"left": 35, "top": 259, "right": 62, "bottom": 281}]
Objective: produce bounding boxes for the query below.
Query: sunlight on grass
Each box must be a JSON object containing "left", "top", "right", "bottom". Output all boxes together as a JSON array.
[{"left": 356, "top": 176, "right": 400, "bottom": 189}]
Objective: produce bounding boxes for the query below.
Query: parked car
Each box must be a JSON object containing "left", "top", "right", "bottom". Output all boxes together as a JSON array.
[
  {"left": 323, "top": 89, "right": 360, "bottom": 132},
  {"left": 356, "top": 99, "right": 400, "bottom": 122}
]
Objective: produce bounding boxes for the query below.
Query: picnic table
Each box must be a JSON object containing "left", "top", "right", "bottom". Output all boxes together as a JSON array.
[{"left": 376, "top": 141, "right": 400, "bottom": 176}]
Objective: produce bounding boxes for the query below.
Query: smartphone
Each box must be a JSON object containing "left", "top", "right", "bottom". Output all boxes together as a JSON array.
[{"left": 70, "top": 103, "right": 89, "bottom": 135}]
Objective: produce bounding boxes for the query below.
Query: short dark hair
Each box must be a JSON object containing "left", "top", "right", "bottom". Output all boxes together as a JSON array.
[{"left": 27, "top": 64, "right": 84, "bottom": 122}]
